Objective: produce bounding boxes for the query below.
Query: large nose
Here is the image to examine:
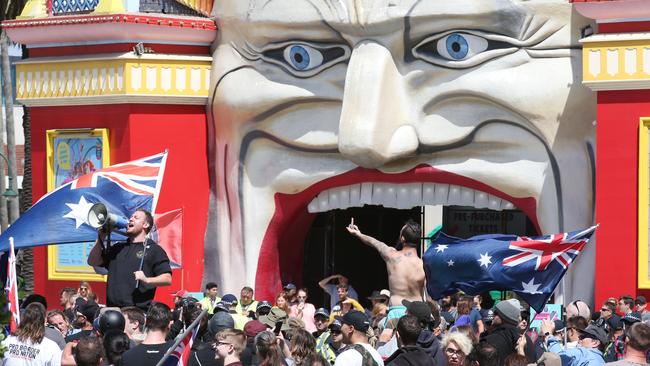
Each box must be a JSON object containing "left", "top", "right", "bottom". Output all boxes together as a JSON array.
[{"left": 338, "top": 40, "right": 418, "bottom": 169}]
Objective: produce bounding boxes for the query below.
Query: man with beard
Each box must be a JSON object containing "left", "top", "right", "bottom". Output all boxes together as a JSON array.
[
  {"left": 346, "top": 219, "right": 425, "bottom": 323},
  {"left": 88, "top": 208, "right": 172, "bottom": 310},
  {"left": 65, "top": 301, "right": 99, "bottom": 342}
]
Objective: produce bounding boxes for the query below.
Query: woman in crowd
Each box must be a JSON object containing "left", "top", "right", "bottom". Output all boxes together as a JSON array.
[
  {"left": 441, "top": 332, "right": 473, "bottom": 366},
  {"left": 289, "top": 328, "right": 317, "bottom": 365},
  {"left": 2, "top": 303, "right": 62, "bottom": 366},
  {"left": 275, "top": 293, "right": 290, "bottom": 315},
  {"left": 255, "top": 331, "right": 292, "bottom": 366},
  {"left": 290, "top": 288, "right": 317, "bottom": 333}
]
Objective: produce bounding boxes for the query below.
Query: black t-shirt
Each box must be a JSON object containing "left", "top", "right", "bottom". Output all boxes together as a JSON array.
[
  {"left": 121, "top": 341, "right": 174, "bottom": 366},
  {"left": 102, "top": 238, "right": 172, "bottom": 309}
]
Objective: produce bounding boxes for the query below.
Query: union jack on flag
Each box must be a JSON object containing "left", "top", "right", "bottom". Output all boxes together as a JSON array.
[
  {"left": 423, "top": 226, "right": 597, "bottom": 312},
  {"left": 0, "top": 152, "right": 168, "bottom": 252},
  {"left": 5, "top": 237, "right": 19, "bottom": 332},
  {"left": 161, "top": 321, "right": 199, "bottom": 366}
]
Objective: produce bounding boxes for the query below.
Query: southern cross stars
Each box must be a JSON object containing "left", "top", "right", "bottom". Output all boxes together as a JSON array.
[
  {"left": 477, "top": 252, "right": 492, "bottom": 268},
  {"left": 435, "top": 244, "right": 448, "bottom": 253},
  {"left": 521, "top": 278, "right": 542, "bottom": 294},
  {"left": 63, "top": 195, "right": 94, "bottom": 228},
  {"left": 447, "top": 259, "right": 454, "bottom": 266}
]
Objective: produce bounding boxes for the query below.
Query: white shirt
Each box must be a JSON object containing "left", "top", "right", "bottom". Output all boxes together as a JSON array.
[
  {"left": 334, "top": 343, "right": 384, "bottom": 366},
  {"left": 2, "top": 335, "right": 62, "bottom": 366}
]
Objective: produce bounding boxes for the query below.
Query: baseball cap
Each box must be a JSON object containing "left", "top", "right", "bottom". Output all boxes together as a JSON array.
[
  {"left": 208, "top": 312, "right": 234, "bottom": 334},
  {"left": 329, "top": 317, "right": 343, "bottom": 331},
  {"left": 578, "top": 325, "right": 608, "bottom": 345},
  {"left": 283, "top": 283, "right": 297, "bottom": 290},
  {"left": 171, "top": 290, "right": 188, "bottom": 298},
  {"left": 215, "top": 301, "right": 230, "bottom": 312},
  {"left": 314, "top": 308, "right": 330, "bottom": 319},
  {"left": 221, "top": 294, "right": 238, "bottom": 305},
  {"left": 636, "top": 296, "right": 647, "bottom": 306},
  {"left": 341, "top": 310, "right": 370, "bottom": 332},
  {"left": 367, "top": 290, "right": 389, "bottom": 301},
  {"left": 553, "top": 319, "right": 566, "bottom": 332},
  {"left": 402, "top": 299, "right": 432, "bottom": 323},
  {"left": 257, "top": 301, "right": 272, "bottom": 311},
  {"left": 76, "top": 300, "right": 100, "bottom": 322},
  {"left": 244, "top": 320, "right": 267, "bottom": 337}
]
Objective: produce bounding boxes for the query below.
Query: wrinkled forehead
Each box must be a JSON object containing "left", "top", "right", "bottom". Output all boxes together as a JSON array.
[{"left": 216, "top": 0, "right": 570, "bottom": 38}]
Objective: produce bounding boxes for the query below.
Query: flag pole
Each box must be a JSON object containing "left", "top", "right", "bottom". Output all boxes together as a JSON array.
[{"left": 155, "top": 308, "right": 208, "bottom": 366}]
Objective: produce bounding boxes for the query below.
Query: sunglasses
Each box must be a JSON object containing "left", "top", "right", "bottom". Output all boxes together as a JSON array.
[
  {"left": 445, "top": 348, "right": 463, "bottom": 357},
  {"left": 330, "top": 330, "right": 342, "bottom": 335}
]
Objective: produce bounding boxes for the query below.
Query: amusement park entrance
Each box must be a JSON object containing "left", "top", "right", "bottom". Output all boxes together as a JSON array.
[{"left": 302, "top": 205, "right": 538, "bottom": 309}]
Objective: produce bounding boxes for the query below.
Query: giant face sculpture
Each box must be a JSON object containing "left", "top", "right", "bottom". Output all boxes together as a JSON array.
[{"left": 207, "top": 0, "right": 596, "bottom": 302}]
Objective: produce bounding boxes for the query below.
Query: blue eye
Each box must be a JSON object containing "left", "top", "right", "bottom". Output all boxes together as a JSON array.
[
  {"left": 283, "top": 44, "right": 324, "bottom": 71},
  {"left": 435, "top": 32, "right": 488, "bottom": 62},
  {"left": 445, "top": 34, "right": 468, "bottom": 60}
]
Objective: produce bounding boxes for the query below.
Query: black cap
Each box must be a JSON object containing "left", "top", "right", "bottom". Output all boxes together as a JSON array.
[
  {"left": 578, "top": 325, "right": 608, "bottom": 345},
  {"left": 257, "top": 301, "right": 272, "bottom": 311},
  {"left": 76, "top": 301, "right": 100, "bottom": 322},
  {"left": 341, "top": 310, "right": 370, "bottom": 332},
  {"left": 636, "top": 296, "right": 647, "bottom": 306},
  {"left": 402, "top": 299, "right": 432, "bottom": 323},
  {"left": 314, "top": 308, "right": 330, "bottom": 318},
  {"left": 329, "top": 317, "right": 343, "bottom": 331}
]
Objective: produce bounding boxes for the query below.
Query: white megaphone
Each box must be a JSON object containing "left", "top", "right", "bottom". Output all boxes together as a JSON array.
[{"left": 87, "top": 203, "right": 129, "bottom": 232}]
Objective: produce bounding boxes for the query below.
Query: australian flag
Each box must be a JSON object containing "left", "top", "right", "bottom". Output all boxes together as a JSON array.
[
  {"left": 0, "top": 152, "right": 167, "bottom": 252},
  {"left": 423, "top": 226, "right": 597, "bottom": 312}
]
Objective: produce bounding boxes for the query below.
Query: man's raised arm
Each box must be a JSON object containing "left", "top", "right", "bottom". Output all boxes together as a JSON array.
[{"left": 345, "top": 218, "right": 394, "bottom": 260}]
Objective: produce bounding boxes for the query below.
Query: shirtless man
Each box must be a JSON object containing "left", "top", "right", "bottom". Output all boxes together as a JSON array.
[{"left": 346, "top": 218, "right": 425, "bottom": 322}]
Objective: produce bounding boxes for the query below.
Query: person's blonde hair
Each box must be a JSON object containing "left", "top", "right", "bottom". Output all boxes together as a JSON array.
[
  {"left": 216, "top": 329, "right": 246, "bottom": 355},
  {"left": 441, "top": 331, "right": 473, "bottom": 356},
  {"left": 372, "top": 302, "right": 388, "bottom": 317}
]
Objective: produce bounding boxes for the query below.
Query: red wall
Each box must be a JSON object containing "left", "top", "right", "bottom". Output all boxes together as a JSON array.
[
  {"left": 595, "top": 91, "right": 650, "bottom": 306},
  {"left": 30, "top": 104, "right": 209, "bottom": 309}
]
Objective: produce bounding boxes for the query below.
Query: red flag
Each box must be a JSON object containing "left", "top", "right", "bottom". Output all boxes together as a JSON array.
[
  {"left": 5, "top": 237, "right": 19, "bottom": 332},
  {"left": 153, "top": 209, "right": 183, "bottom": 269}
]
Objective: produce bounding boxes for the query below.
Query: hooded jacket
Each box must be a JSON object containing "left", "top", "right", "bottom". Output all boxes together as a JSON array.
[
  {"left": 416, "top": 330, "right": 445, "bottom": 366},
  {"left": 480, "top": 324, "right": 536, "bottom": 364}
]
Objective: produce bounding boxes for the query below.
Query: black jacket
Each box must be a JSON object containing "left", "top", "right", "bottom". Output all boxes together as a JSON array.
[
  {"left": 416, "top": 330, "right": 445, "bottom": 365},
  {"left": 480, "top": 325, "right": 536, "bottom": 364},
  {"left": 385, "top": 345, "right": 436, "bottom": 366}
]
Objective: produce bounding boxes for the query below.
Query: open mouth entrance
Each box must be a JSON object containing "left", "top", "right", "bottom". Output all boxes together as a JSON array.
[{"left": 300, "top": 204, "right": 538, "bottom": 309}]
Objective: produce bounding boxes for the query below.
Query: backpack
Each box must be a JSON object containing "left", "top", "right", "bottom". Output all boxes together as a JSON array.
[{"left": 347, "top": 344, "right": 379, "bottom": 366}]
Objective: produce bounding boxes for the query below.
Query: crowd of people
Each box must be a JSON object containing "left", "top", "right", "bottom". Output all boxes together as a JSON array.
[{"left": 2, "top": 279, "right": 650, "bottom": 366}]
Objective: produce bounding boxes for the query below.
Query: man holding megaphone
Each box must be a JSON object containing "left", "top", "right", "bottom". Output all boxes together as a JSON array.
[{"left": 87, "top": 208, "right": 172, "bottom": 310}]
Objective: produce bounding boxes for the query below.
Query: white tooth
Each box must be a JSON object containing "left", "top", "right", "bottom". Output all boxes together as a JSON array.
[
  {"left": 349, "top": 184, "right": 361, "bottom": 207},
  {"left": 502, "top": 201, "right": 514, "bottom": 210},
  {"left": 338, "top": 187, "right": 350, "bottom": 209},
  {"left": 448, "top": 185, "right": 462, "bottom": 205},
  {"left": 475, "top": 192, "right": 489, "bottom": 209},
  {"left": 318, "top": 191, "right": 329, "bottom": 211},
  {"left": 422, "top": 183, "right": 435, "bottom": 205},
  {"left": 307, "top": 198, "right": 319, "bottom": 213},
  {"left": 372, "top": 184, "right": 387, "bottom": 207},
  {"left": 397, "top": 186, "right": 411, "bottom": 209},
  {"left": 460, "top": 187, "right": 475, "bottom": 206},
  {"left": 360, "top": 183, "right": 373, "bottom": 205},
  {"left": 487, "top": 194, "right": 502, "bottom": 211},
  {"left": 409, "top": 183, "right": 423, "bottom": 208},
  {"left": 434, "top": 184, "right": 449, "bottom": 205},
  {"left": 383, "top": 185, "right": 397, "bottom": 208},
  {"left": 329, "top": 189, "right": 340, "bottom": 210}
]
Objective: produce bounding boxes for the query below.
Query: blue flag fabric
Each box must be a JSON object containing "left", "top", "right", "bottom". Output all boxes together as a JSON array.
[
  {"left": 0, "top": 152, "right": 167, "bottom": 252},
  {"left": 423, "top": 226, "right": 597, "bottom": 312}
]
